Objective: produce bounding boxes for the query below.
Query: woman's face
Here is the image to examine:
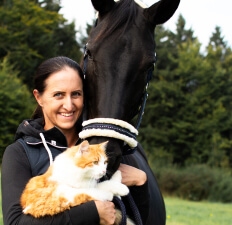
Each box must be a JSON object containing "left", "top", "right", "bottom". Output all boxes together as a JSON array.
[{"left": 33, "top": 67, "right": 83, "bottom": 133}]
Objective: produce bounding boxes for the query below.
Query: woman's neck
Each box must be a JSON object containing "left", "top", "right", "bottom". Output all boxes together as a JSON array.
[
  {"left": 63, "top": 129, "right": 79, "bottom": 147},
  {"left": 43, "top": 123, "right": 79, "bottom": 147}
]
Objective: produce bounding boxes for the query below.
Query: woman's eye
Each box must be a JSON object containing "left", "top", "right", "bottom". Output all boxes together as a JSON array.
[
  {"left": 72, "top": 91, "right": 81, "bottom": 97},
  {"left": 54, "top": 93, "right": 62, "bottom": 97}
]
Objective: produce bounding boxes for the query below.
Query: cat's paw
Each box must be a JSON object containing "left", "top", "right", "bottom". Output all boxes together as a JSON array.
[
  {"left": 113, "top": 183, "right": 129, "bottom": 196},
  {"left": 108, "top": 182, "right": 129, "bottom": 196},
  {"left": 111, "top": 170, "right": 122, "bottom": 182},
  {"left": 106, "top": 192, "right": 114, "bottom": 201},
  {"left": 93, "top": 188, "right": 114, "bottom": 201},
  {"left": 99, "top": 191, "right": 114, "bottom": 201}
]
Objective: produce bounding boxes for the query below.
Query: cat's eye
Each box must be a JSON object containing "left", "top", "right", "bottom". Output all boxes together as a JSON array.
[
  {"left": 93, "top": 161, "right": 98, "bottom": 165},
  {"left": 104, "top": 160, "right": 108, "bottom": 165}
]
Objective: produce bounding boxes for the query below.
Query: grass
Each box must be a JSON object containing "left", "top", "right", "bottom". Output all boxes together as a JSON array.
[
  {"left": 0, "top": 183, "right": 2, "bottom": 225},
  {"left": 165, "top": 197, "right": 232, "bottom": 225}
]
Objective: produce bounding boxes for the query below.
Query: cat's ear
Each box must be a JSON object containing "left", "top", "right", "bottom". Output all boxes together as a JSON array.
[
  {"left": 76, "top": 140, "right": 89, "bottom": 157},
  {"left": 100, "top": 141, "right": 108, "bottom": 151}
]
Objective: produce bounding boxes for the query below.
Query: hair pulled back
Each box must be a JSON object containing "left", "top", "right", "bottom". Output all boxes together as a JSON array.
[{"left": 32, "top": 56, "right": 84, "bottom": 119}]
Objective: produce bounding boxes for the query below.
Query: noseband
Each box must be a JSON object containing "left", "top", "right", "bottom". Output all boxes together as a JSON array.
[{"left": 79, "top": 118, "right": 138, "bottom": 155}]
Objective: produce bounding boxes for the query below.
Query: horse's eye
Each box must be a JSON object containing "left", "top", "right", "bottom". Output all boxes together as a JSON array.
[{"left": 87, "top": 49, "right": 92, "bottom": 57}]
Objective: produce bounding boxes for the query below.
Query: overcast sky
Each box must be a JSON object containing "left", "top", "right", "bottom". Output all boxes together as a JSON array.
[{"left": 60, "top": 0, "right": 232, "bottom": 51}]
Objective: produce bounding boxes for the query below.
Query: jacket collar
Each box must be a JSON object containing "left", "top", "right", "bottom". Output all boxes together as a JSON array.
[{"left": 16, "top": 118, "right": 81, "bottom": 148}]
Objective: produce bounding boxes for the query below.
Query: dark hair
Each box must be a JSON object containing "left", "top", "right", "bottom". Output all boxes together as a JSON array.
[{"left": 32, "top": 56, "right": 84, "bottom": 119}]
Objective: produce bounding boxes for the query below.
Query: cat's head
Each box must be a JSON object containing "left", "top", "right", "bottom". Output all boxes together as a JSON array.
[{"left": 72, "top": 140, "right": 108, "bottom": 180}]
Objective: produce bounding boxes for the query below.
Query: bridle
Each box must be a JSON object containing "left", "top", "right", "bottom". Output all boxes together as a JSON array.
[
  {"left": 80, "top": 14, "right": 155, "bottom": 225},
  {"left": 80, "top": 41, "right": 155, "bottom": 155},
  {"left": 79, "top": 18, "right": 156, "bottom": 155}
]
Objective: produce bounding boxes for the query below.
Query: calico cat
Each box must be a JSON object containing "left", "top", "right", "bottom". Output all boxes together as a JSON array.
[{"left": 21, "top": 140, "right": 134, "bottom": 224}]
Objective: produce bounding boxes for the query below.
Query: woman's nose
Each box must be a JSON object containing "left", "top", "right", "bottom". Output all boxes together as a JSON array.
[{"left": 63, "top": 96, "right": 73, "bottom": 111}]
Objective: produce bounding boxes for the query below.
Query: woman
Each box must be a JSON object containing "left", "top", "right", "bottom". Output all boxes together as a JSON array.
[{"left": 1, "top": 56, "right": 147, "bottom": 225}]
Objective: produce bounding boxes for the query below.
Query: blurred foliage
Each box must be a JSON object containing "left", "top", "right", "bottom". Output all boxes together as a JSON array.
[
  {"left": 0, "top": 0, "right": 83, "bottom": 89},
  {"left": 0, "top": 0, "right": 232, "bottom": 178},
  {"left": 0, "top": 57, "right": 35, "bottom": 161},
  {"left": 155, "top": 164, "right": 232, "bottom": 202},
  {"left": 138, "top": 15, "right": 232, "bottom": 169},
  {"left": 0, "top": 0, "right": 84, "bottom": 158}
]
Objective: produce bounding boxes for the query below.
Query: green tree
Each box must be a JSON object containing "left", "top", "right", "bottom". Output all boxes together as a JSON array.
[
  {"left": 208, "top": 26, "right": 227, "bottom": 49},
  {"left": 168, "top": 14, "right": 196, "bottom": 50},
  {"left": 79, "top": 21, "right": 95, "bottom": 50},
  {"left": 206, "top": 27, "right": 232, "bottom": 167},
  {"left": 139, "top": 17, "right": 232, "bottom": 168},
  {"left": 138, "top": 15, "right": 197, "bottom": 166},
  {"left": 0, "top": 58, "right": 35, "bottom": 161},
  {"left": 0, "top": 0, "right": 82, "bottom": 88},
  {"left": 39, "top": 0, "right": 61, "bottom": 12},
  {"left": 139, "top": 39, "right": 204, "bottom": 166}
]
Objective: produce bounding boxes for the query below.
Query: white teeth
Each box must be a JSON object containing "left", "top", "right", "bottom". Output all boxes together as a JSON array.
[{"left": 61, "top": 112, "right": 73, "bottom": 117}]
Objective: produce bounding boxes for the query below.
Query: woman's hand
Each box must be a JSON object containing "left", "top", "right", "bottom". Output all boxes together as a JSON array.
[
  {"left": 118, "top": 163, "right": 147, "bottom": 186},
  {"left": 95, "top": 200, "right": 116, "bottom": 225}
]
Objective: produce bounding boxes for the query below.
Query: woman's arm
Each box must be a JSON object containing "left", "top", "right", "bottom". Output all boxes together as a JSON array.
[{"left": 1, "top": 142, "right": 99, "bottom": 225}]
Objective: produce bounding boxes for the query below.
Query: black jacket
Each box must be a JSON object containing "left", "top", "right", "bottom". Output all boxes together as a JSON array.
[
  {"left": 1, "top": 118, "right": 99, "bottom": 225},
  {"left": 1, "top": 118, "right": 149, "bottom": 225}
]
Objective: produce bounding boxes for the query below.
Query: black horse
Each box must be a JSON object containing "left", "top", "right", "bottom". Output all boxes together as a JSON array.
[{"left": 80, "top": 0, "right": 180, "bottom": 224}]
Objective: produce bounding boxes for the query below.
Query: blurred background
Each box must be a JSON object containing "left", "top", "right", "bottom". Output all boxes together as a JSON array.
[{"left": 0, "top": 1, "right": 231, "bottom": 224}]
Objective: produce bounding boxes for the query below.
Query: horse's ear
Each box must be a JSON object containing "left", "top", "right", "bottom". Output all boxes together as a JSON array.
[
  {"left": 91, "top": 0, "right": 115, "bottom": 15},
  {"left": 143, "top": 0, "right": 180, "bottom": 26}
]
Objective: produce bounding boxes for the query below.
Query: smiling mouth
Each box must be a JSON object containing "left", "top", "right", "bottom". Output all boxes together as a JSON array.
[{"left": 60, "top": 112, "right": 74, "bottom": 117}]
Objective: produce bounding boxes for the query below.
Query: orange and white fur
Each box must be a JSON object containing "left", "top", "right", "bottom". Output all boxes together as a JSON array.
[{"left": 21, "top": 141, "right": 134, "bottom": 224}]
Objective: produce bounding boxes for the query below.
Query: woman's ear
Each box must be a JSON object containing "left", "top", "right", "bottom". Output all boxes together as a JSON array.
[{"left": 33, "top": 89, "right": 43, "bottom": 107}]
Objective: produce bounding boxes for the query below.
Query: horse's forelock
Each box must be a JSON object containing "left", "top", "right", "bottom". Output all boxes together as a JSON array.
[{"left": 96, "top": 0, "right": 137, "bottom": 40}]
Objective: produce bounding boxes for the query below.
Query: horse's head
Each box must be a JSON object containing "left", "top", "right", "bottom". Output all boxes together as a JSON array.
[{"left": 81, "top": 0, "right": 180, "bottom": 176}]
